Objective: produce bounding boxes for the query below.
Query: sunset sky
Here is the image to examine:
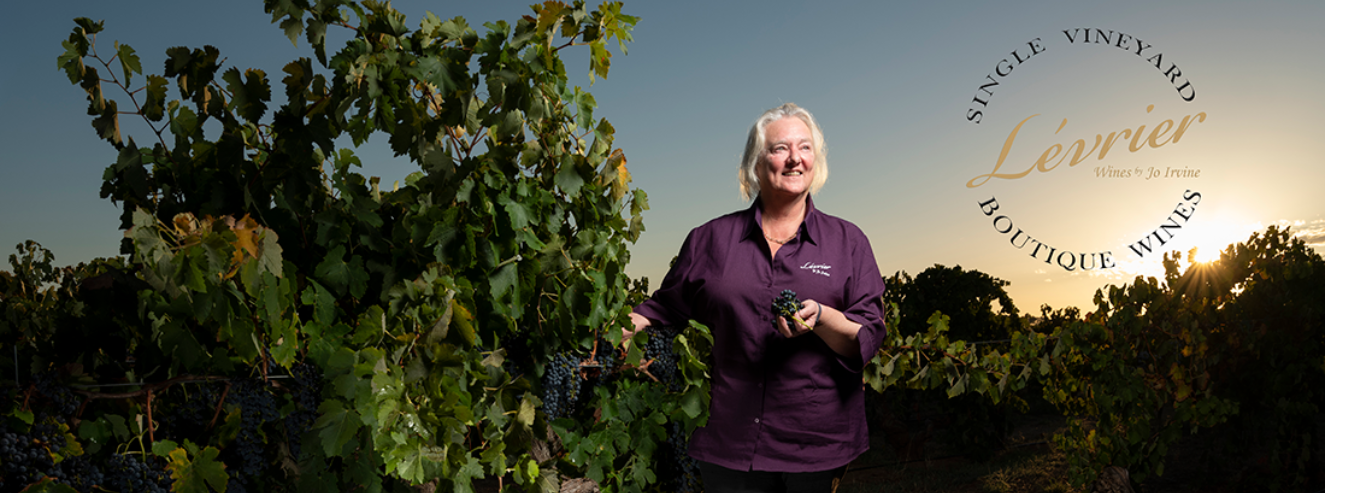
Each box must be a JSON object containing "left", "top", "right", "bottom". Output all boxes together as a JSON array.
[{"left": 0, "top": 1, "right": 1326, "bottom": 317}]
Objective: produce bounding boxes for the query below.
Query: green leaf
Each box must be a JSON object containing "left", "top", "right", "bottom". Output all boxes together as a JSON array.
[
  {"left": 946, "top": 375, "right": 966, "bottom": 398},
  {"left": 489, "top": 262, "right": 518, "bottom": 299},
  {"left": 679, "top": 387, "right": 703, "bottom": 419},
  {"left": 168, "top": 445, "right": 229, "bottom": 493},
  {"left": 317, "top": 246, "right": 350, "bottom": 295},
  {"left": 499, "top": 197, "right": 530, "bottom": 231},
  {"left": 58, "top": 39, "right": 86, "bottom": 84},
  {"left": 416, "top": 54, "right": 457, "bottom": 96},
  {"left": 223, "top": 67, "right": 271, "bottom": 123},
  {"left": 142, "top": 75, "right": 169, "bottom": 121},
  {"left": 92, "top": 99, "right": 121, "bottom": 144},
  {"left": 554, "top": 158, "right": 585, "bottom": 197},
  {"left": 115, "top": 41, "right": 141, "bottom": 82},
  {"left": 10, "top": 408, "right": 34, "bottom": 425},
  {"left": 152, "top": 439, "right": 180, "bottom": 457},
  {"left": 316, "top": 399, "right": 364, "bottom": 457},
  {"left": 280, "top": 17, "right": 304, "bottom": 46}
]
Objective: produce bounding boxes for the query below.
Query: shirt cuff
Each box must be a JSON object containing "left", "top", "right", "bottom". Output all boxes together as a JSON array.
[
  {"left": 831, "top": 323, "right": 879, "bottom": 374},
  {"left": 631, "top": 301, "right": 676, "bottom": 328}
]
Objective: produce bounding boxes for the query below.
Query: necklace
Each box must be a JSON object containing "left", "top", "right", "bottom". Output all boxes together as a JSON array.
[{"left": 764, "top": 229, "right": 797, "bottom": 244}]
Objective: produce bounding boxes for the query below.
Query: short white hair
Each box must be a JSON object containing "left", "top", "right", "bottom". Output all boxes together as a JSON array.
[{"left": 738, "top": 103, "right": 829, "bottom": 202}]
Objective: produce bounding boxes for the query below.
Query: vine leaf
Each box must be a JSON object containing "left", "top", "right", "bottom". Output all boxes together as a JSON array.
[
  {"left": 167, "top": 443, "right": 229, "bottom": 493},
  {"left": 315, "top": 399, "right": 364, "bottom": 457}
]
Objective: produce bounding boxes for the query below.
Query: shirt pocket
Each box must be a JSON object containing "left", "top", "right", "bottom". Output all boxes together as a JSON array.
[{"left": 784, "top": 385, "right": 850, "bottom": 441}]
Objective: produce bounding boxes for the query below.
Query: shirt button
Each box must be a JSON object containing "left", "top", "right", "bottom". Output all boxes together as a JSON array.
[{"left": 754, "top": 418, "right": 760, "bottom": 423}]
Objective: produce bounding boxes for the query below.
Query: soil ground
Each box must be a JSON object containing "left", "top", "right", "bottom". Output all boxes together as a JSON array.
[{"left": 836, "top": 409, "right": 1287, "bottom": 493}]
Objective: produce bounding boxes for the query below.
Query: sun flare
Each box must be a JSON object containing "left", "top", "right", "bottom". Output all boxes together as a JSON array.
[
  {"left": 1181, "top": 220, "right": 1263, "bottom": 264},
  {"left": 1111, "top": 219, "right": 1263, "bottom": 282}
]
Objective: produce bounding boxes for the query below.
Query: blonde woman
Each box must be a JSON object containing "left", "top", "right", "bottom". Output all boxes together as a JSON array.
[{"left": 629, "top": 103, "right": 886, "bottom": 493}]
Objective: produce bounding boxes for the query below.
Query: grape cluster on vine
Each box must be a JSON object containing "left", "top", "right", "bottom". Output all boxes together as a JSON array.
[
  {"left": 156, "top": 383, "right": 223, "bottom": 442},
  {"left": 30, "top": 371, "right": 81, "bottom": 417},
  {"left": 642, "top": 325, "right": 683, "bottom": 392},
  {"left": 224, "top": 376, "right": 279, "bottom": 480},
  {"left": 102, "top": 453, "right": 173, "bottom": 493},
  {"left": 664, "top": 421, "right": 702, "bottom": 493},
  {"left": 541, "top": 353, "right": 583, "bottom": 422},
  {"left": 0, "top": 425, "right": 59, "bottom": 491},
  {"left": 580, "top": 337, "right": 621, "bottom": 405},
  {"left": 0, "top": 417, "right": 174, "bottom": 493},
  {"left": 283, "top": 362, "right": 322, "bottom": 458}
]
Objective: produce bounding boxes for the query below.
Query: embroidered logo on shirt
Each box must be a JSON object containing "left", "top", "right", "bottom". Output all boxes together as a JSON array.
[{"left": 800, "top": 262, "right": 831, "bottom": 277}]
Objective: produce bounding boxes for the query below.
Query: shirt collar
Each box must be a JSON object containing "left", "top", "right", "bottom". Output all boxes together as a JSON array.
[{"left": 748, "top": 196, "right": 821, "bottom": 246}]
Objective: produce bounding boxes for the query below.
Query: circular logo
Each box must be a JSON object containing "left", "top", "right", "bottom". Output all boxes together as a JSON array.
[{"left": 961, "top": 28, "right": 1208, "bottom": 273}]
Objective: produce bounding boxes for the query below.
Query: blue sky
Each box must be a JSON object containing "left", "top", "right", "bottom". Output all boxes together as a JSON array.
[{"left": 0, "top": 1, "right": 1327, "bottom": 316}]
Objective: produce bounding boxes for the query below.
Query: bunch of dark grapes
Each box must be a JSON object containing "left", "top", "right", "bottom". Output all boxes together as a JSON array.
[
  {"left": 155, "top": 382, "right": 223, "bottom": 442},
  {"left": 664, "top": 421, "right": 703, "bottom": 493},
  {"left": 102, "top": 453, "right": 173, "bottom": 493},
  {"left": 30, "top": 372, "right": 80, "bottom": 418},
  {"left": 223, "top": 377, "right": 278, "bottom": 478},
  {"left": 772, "top": 289, "right": 803, "bottom": 329},
  {"left": 283, "top": 362, "right": 322, "bottom": 458},
  {"left": 51, "top": 454, "right": 104, "bottom": 492},
  {"left": 0, "top": 417, "right": 111, "bottom": 492},
  {"left": 541, "top": 353, "right": 583, "bottom": 422},
  {"left": 581, "top": 337, "right": 621, "bottom": 403},
  {"left": 642, "top": 325, "right": 683, "bottom": 392},
  {"left": 0, "top": 425, "right": 57, "bottom": 490},
  {"left": 593, "top": 337, "right": 620, "bottom": 380}
]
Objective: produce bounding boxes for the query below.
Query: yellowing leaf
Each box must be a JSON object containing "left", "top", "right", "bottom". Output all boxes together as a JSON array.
[
  {"left": 607, "top": 148, "right": 629, "bottom": 202},
  {"left": 451, "top": 300, "right": 476, "bottom": 346},
  {"left": 173, "top": 213, "right": 200, "bottom": 238},
  {"left": 168, "top": 445, "right": 229, "bottom": 493}
]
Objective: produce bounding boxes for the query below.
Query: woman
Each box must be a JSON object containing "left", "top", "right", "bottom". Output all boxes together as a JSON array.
[{"left": 629, "top": 103, "right": 886, "bottom": 492}]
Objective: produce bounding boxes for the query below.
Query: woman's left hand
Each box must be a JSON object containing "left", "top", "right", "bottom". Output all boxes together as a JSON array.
[{"left": 774, "top": 299, "right": 822, "bottom": 338}]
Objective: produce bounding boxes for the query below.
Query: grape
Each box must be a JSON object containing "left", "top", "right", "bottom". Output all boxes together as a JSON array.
[
  {"left": 642, "top": 325, "right": 683, "bottom": 392},
  {"left": 31, "top": 371, "right": 80, "bottom": 418},
  {"left": 772, "top": 289, "right": 808, "bottom": 330},
  {"left": 283, "top": 362, "right": 322, "bottom": 458},
  {"left": 0, "top": 425, "right": 56, "bottom": 490},
  {"left": 224, "top": 377, "right": 278, "bottom": 478},
  {"left": 156, "top": 382, "right": 223, "bottom": 443},
  {"left": 103, "top": 453, "right": 173, "bottom": 493},
  {"left": 663, "top": 421, "right": 702, "bottom": 493},
  {"left": 541, "top": 353, "right": 583, "bottom": 422},
  {"left": 582, "top": 337, "right": 621, "bottom": 403}
]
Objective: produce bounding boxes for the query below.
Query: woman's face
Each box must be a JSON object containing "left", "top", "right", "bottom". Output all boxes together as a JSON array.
[{"left": 758, "top": 117, "right": 816, "bottom": 201}]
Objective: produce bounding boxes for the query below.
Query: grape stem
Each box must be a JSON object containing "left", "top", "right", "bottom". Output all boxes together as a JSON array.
[{"left": 786, "top": 316, "right": 814, "bottom": 332}]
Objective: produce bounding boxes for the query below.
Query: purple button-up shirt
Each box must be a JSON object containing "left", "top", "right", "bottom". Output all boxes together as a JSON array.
[{"left": 632, "top": 198, "right": 886, "bottom": 472}]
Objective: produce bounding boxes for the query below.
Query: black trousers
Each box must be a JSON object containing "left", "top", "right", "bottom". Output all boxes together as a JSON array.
[{"left": 698, "top": 460, "right": 848, "bottom": 493}]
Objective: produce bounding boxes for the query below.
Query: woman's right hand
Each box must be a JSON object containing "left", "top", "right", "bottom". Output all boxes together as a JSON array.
[{"left": 624, "top": 312, "right": 652, "bottom": 344}]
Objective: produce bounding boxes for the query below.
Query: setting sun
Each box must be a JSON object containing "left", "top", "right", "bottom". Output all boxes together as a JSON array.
[{"left": 1180, "top": 220, "right": 1264, "bottom": 264}]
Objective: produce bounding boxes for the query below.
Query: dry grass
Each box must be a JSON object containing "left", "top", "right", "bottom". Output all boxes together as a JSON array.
[
  {"left": 838, "top": 444, "right": 1076, "bottom": 493},
  {"left": 838, "top": 411, "right": 1077, "bottom": 493}
]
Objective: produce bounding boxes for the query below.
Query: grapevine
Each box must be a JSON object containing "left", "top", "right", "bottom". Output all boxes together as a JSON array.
[{"left": 7, "top": 0, "right": 1318, "bottom": 491}]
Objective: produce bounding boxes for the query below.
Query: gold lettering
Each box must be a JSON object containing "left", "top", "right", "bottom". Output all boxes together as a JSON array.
[
  {"left": 966, "top": 114, "right": 1041, "bottom": 188},
  {"left": 1170, "top": 112, "right": 1207, "bottom": 143},
  {"left": 1146, "top": 119, "right": 1175, "bottom": 148},
  {"left": 968, "top": 106, "right": 1208, "bottom": 187}
]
